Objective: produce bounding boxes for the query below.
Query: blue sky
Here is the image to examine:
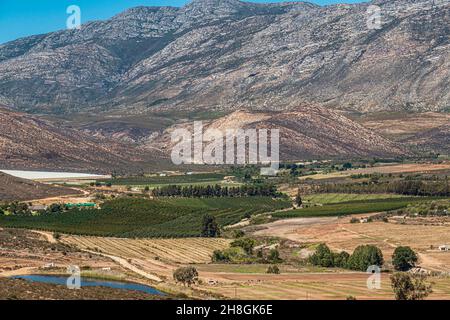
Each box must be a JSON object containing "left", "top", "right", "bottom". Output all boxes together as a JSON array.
[{"left": 0, "top": 0, "right": 367, "bottom": 44}]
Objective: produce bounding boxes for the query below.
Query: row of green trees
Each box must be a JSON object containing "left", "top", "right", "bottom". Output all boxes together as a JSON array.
[
  {"left": 0, "top": 202, "right": 88, "bottom": 217},
  {"left": 309, "top": 244, "right": 418, "bottom": 272},
  {"left": 0, "top": 202, "right": 31, "bottom": 216},
  {"left": 151, "top": 184, "right": 280, "bottom": 198},
  {"left": 317, "top": 179, "right": 450, "bottom": 196}
]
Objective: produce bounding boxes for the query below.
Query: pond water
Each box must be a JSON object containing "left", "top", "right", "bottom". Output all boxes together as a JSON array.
[{"left": 12, "top": 275, "right": 165, "bottom": 296}]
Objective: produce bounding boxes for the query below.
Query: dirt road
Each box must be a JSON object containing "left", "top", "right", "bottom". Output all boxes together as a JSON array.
[{"left": 80, "top": 249, "right": 163, "bottom": 283}]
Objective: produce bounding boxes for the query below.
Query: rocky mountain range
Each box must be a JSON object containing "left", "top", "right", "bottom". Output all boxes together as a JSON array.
[
  {"left": 0, "top": 0, "right": 448, "bottom": 172},
  {"left": 0, "top": 0, "right": 448, "bottom": 115}
]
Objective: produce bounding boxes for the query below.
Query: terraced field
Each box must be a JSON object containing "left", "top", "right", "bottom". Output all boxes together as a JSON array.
[{"left": 62, "top": 236, "right": 230, "bottom": 264}]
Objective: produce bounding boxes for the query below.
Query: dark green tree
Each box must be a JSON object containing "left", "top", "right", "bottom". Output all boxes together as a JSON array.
[
  {"left": 295, "top": 189, "right": 303, "bottom": 207},
  {"left": 201, "top": 214, "right": 220, "bottom": 237},
  {"left": 309, "top": 244, "right": 334, "bottom": 267},
  {"left": 392, "top": 246, "right": 418, "bottom": 271},
  {"left": 46, "top": 203, "right": 64, "bottom": 215},
  {"left": 333, "top": 251, "right": 350, "bottom": 268},
  {"left": 347, "top": 245, "right": 384, "bottom": 271},
  {"left": 343, "top": 162, "right": 353, "bottom": 170},
  {"left": 268, "top": 248, "right": 282, "bottom": 263}
]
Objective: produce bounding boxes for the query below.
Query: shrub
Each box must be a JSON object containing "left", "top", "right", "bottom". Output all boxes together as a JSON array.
[
  {"left": 347, "top": 245, "right": 384, "bottom": 271},
  {"left": 268, "top": 249, "right": 282, "bottom": 263},
  {"left": 309, "top": 244, "right": 334, "bottom": 267},
  {"left": 267, "top": 265, "right": 280, "bottom": 274},
  {"left": 391, "top": 273, "right": 432, "bottom": 300},
  {"left": 233, "top": 230, "right": 245, "bottom": 238},
  {"left": 350, "top": 217, "right": 359, "bottom": 224},
  {"left": 333, "top": 251, "right": 350, "bottom": 268},
  {"left": 392, "top": 246, "right": 418, "bottom": 271},
  {"left": 256, "top": 249, "right": 264, "bottom": 259},
  {"left": 94, "top": 193, "right": 106, "bottom": 200},
  {"left": 173, "top": 266, "right": 198, "bottom": 286},
  {"left": 46, "top": 203, "right": 64, "bottom": 215},
  {"left": 211, "top": 247, "right": 247, "bottom": 263},
  {"left": 230, "top": 238, "right": 256, "bottom": 255},
  {"left": 8, "top": 202, "right": 31, "bottom": 216}
]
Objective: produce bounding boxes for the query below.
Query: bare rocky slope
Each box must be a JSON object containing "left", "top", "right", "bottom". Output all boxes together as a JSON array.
[
  {"left": 0, "top": 107, "right": 158, "bottom": 172},
  {"left": 0, "top": 0, "right": 448, "bottom": 115},
  {"left": 149, "top": 106, "right": 410, "bottom": 159},
  {"left": 0, "top": 172, "right": 81, "bottom": 201}
]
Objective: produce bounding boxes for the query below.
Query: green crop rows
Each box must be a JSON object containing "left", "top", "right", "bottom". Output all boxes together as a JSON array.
[
  {"left": 273, "top": 197, "right": 444, "bottom": 219},
  {"left": 0, "top": 197, "right": 290, "bottom": 238}
]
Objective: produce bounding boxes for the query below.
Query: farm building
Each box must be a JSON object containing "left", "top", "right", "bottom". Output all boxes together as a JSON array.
[
  {"left": 439, "top": 245, "right": 450, "bottom": 251},
  {"left": 65, "top": 203, "right": 96, "bottom": 209},
  {"left": 29, "top": 205, "right": 48, "bottom": 211}
]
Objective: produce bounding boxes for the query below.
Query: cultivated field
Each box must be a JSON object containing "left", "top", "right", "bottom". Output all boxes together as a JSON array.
[
  {"left": 254, "top": 214, "right": 450, "bottom": 273},
  {"left": 0, "top": 197, "right": 291, "bottom": 238},
  {"left": 304, "top": 193, "right": 405, "bottom": 205},
  {"left": 62, "top": 236, "right": 230, "bottom": 264},
  {"left": 272, "top": 197, "right": 434, "bottom": 219},
  {"left": 300, "top": 163, "right": 450, "bottom": 180},
  {"left": 202, "top": 273, "right": 450, "bottom": 300}
]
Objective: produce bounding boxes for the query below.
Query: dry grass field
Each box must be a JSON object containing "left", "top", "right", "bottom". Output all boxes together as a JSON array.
[
  {"left": 22, "top": 228, "right": 450, "bottom": 300},
  {"left": 202, "top": 273, "right": 450, "bottom": 300},
  {"left": 359, "top": 112, "right": 450, "bottom": 139},
  {"left": 254, "top": 215, "right": 450, "bottom": 273}
]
